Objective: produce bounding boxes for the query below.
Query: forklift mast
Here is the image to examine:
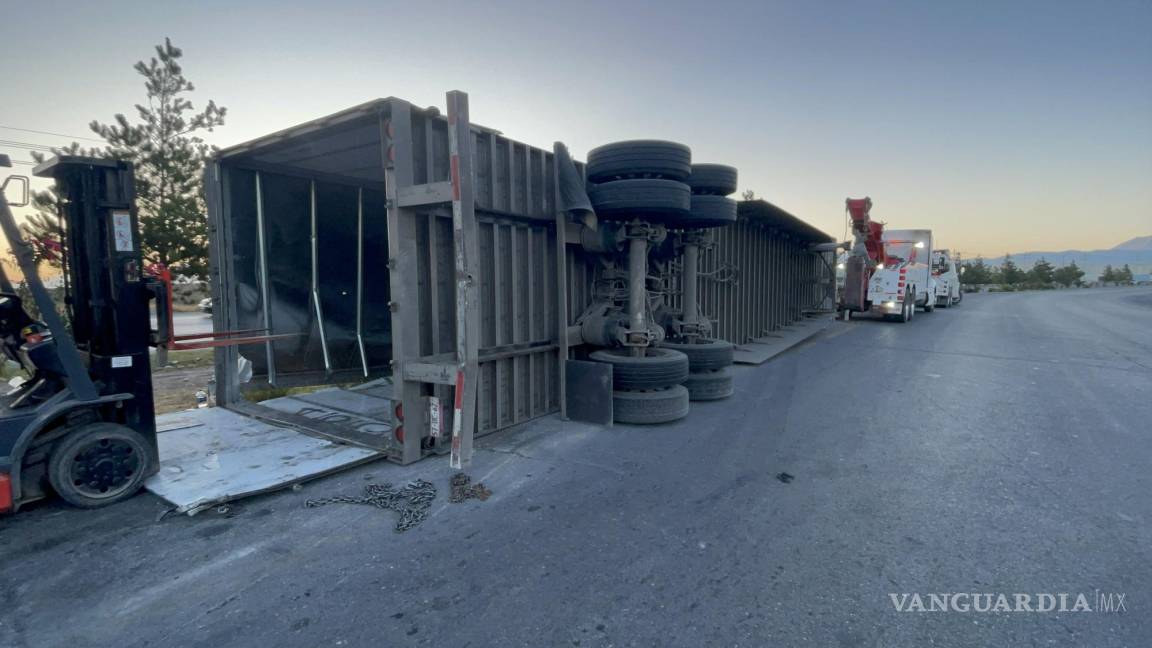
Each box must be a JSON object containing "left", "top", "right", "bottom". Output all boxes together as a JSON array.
[{"left": 35, "top": 157, "right": 157, "bottom": 437}]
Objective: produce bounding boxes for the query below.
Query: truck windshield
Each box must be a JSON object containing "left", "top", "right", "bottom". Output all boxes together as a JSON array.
[{"left": 885, "top": 242, "right": 918, "bottom": 264}]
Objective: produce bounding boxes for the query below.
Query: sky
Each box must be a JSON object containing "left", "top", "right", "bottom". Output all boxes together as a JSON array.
[{"left": 1, "top": 0, "right": 1149, "bottom": 258}]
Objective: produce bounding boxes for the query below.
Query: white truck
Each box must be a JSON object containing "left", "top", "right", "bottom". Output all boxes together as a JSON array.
[
  {"left": 931, "top": 249, "right": 962, "bottom": 307},
  {"left": 866, "top": 228, "right": 934, "bottom": 322}
]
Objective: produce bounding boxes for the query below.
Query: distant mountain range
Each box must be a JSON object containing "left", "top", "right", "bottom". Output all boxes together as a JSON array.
[
  {"left": 982, "top": 236, "right": 1152, "bottom": 279},
  {"left": 1111, "top": 235, "right": 1152, "bottom": 251}
]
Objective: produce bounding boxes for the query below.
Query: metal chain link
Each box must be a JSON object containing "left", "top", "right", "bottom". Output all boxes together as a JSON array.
[
  {"left": 449, "top": 472, "right": 491, "bottom": 503},
  {"left": 305, "top": 479, "right": 437, "bottom": 533}
]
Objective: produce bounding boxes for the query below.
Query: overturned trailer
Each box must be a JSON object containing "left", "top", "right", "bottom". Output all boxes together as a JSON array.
[{"left": 206, "top": 91, "right": 834, "bottom": 467}]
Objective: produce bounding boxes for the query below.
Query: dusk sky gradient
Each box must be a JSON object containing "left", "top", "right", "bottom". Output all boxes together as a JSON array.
[{"left": 1, "top": 0, "right": 1149, "bottom": 257}]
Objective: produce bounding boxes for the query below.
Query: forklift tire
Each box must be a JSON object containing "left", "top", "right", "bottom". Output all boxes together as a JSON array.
[
  {"left": 590, "top": 347, "right": 690, "bottom": 391},
  {"left": 48, "top": 422, "right": 152, "bottom": 509},
  {"left": 588, "top": 179, "right": 691, "bottom": 222},
  {"left": 586, "top": 140, "right": 692, "bottom": 183},
  {"left": 687, "top": 164, "right": 738, "bottom": 196},
  {"left": 612, "top": 385, "right": 691, "bottom": 424},
  {"left": 659, "top": 338, "right": 734, "bottom": 372},
  {"left": 683, "top": 368, "right": 734, "bottom": 401}
]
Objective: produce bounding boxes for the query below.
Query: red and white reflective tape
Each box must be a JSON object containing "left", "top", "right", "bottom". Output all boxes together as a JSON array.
[{"left": 450, "top": 369, "right": 465, "bottom": 468}]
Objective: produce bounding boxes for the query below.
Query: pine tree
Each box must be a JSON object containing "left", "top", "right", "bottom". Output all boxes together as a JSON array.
[
  {"left": 1100, "top": 264, "right": 1116, "bottom": 283},
  {"left": 1028, "top": 257, "right": 1055, "bottom": 286},
  {"left": 999, "top": 255, "right": 1025, "bottom": 285},
  {"left": 960, "top": 257, "right": 994, "bottom": 284},
  {"left": 1053, "top": 261, "right": 1084, "bottom": 288},
  {"left": 26, "top": 38, "right": 225, "bottom": 277}
]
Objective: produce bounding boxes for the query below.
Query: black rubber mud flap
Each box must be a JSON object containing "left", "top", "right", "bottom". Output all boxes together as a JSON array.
[{"left": 565, "top": 359, "right": 614, "bottom": 425}]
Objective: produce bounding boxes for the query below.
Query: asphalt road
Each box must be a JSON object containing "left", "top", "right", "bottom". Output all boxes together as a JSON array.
[
  {"left": 150, "top": 310, "right": 214, "bottom": 338},
  {"left": 3, "top": 287, "right": 1150, "bottom": 647}
]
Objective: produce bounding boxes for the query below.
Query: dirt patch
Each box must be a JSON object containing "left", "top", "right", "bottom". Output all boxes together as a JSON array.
[
  {"left": 150, "top": 347, "right": 217, "bottom": 413},
  {"left": 152, "top": 365, "right": 214, "bottom": 414}
]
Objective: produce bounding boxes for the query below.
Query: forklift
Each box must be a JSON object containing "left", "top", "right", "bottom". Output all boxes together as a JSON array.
[{"left": 0, "top": 155, "right": 168, "bottom": 512}]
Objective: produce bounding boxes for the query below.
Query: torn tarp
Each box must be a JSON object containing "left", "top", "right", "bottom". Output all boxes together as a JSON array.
[{"left": 554, "top": 142, "right": 594, "bottom": 218}]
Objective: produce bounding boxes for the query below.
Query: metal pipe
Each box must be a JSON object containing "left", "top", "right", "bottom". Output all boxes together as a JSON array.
[
  {"left": 355, "top": 187, "right": 369, "bottom": 377},
  {"left": 310, "top": 180, "right": 332, "bottom": 373},
  {"left": 628, "top": 235, "right": 647, "bottom": 354},
  {"left": 255, "top": 172, "right": 277, "bottom": 385},
  {"left": 683, "top": 240, "right": 699, "bottom": 329}
]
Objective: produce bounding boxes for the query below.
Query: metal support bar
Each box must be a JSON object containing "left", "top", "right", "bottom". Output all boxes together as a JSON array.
[
  {"left": 553, "top": 143, "right": 569, "bottom": 418},
  {"left": 309, "top": 180, "right": 332, "bottom": 373},
  {"left": 255, "top": 172, "right": 277, "bottom": 385},
  {"left": 383, "top": 100, "right": 428, "bottom": 466},
  {"left": 397, "top": 181, "right": 454, "bottom": 207},
  {"left": 628, "top": 234, "right": 647, "bottom": 354},
  {"left": 447, "top": 90, "right": 480, "bottom": 468},
  {"left": 683, "top": 240, "right": 699, "bottom": 329},
  {"left": 355, "top": 187, "right": 369, "bottom": 377},
  {"left": 206, "top": 162, "right": 241, "bottom": 404}
]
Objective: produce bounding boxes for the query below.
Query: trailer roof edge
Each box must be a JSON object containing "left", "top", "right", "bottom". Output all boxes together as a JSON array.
[{"left": 737, "top": 199, "right": 834, "bottom": 243}]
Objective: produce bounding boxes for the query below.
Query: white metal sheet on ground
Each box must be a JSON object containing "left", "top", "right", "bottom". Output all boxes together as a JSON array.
[{"left": 144, "top": 408, "right": 382, "bottom": 515}]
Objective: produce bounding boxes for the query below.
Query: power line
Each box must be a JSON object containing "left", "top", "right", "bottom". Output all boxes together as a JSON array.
[
  {"left": 0, "top": 139, "right": 54, "bottom": 151},
  {"left": 0, "top": 125, "right": 103, "bottom": 143}
]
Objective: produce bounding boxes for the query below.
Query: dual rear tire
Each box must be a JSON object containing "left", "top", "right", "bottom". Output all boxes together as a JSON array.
[{"left": 659, "top": 338, "right": 735, "bottom": 401}]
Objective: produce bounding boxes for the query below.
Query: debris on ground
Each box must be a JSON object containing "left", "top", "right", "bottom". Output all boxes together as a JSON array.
[
  {"left": 449, "top": 473, "right": 492, "bottom": 503},
  {"left": 776, "top": 472, "right": 795, "bottom": 484},
  {"left": 305, "top": 480, "right": 437, "bottom": 533}
]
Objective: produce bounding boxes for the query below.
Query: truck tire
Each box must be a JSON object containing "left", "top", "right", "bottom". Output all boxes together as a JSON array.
[
  {"left": 590, "top": 347, "right": 690, "bottom": 390},
  {"left": 586, "top": 140, "right": 692, "bottom": 183},
  {"left": 924, "top": 299, "right": 935, "bottom": 313},
  {"left": 48, "top": 422, "right": 152, "bottom": 509},
  {"left": 677, "top": 195, "right": 737, "bottom": 229},
  {"left": 659, "top": 338, "right": 733, "bottom": 372},
  {"left": 687, "top": 164, "right": 738, "bottom": 195},
  {"left": 683, "top": 368, "right": 734, "bottom": 401},
  {"left": 613, "top": 385, "right": 691, "bottom": 424},
  {"left": 588, "top": 179, "right": 691, "bottom": 222}
]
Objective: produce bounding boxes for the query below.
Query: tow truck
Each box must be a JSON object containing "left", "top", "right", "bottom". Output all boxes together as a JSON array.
[
  {"left": 838, "top": 197, "right": 933, "bottom": 322},
  {"left": 932, "top": 248, "right": 962, "bottom": 307}
]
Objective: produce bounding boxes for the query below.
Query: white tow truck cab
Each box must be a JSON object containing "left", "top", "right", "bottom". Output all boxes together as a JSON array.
[
  {"left": 931, "top": 249, "right": 962, "bottom": 307},
  {"left": 866, "top": 229, "right": 933, "bottom": 322}
]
